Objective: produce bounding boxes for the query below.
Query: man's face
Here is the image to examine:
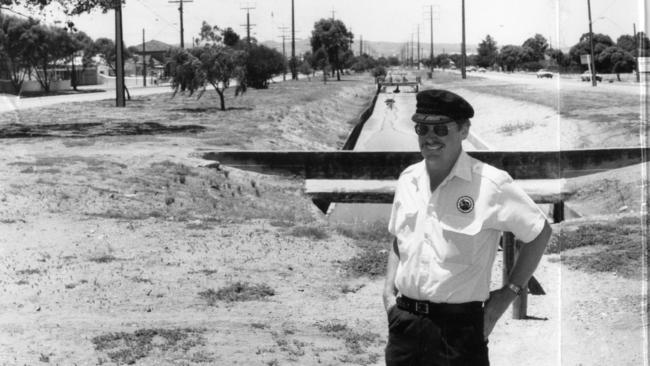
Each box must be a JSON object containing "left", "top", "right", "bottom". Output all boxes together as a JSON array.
[{"left": 416, "top": 120, "right": 469, "bottom": 169}]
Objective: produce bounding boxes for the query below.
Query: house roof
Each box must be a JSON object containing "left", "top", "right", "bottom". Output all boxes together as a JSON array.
[{"left": 131, "top": 40, "right": 177, "bottom": 54}]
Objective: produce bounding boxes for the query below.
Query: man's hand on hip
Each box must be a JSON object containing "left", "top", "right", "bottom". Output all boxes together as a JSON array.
[
  {"left": 483, "top": 287, "right": 517, "bottom": 339},
  {"left": 383, "top": 291, "right": 397, "bottom": 313}
]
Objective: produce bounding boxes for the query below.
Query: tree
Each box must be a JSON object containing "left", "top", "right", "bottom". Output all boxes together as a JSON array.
[
  {"left": 169, "top": 46, "right": 246, "bottom": 111},
  {"left": 297, "top": 59, "right": 312, "bottom": 80},
  {"left": 522, "top": 34, "right": 548, "bottom": 61},
  {"left": 21, "top": 22, "right": 78, "bottom": 92},
  {"left": 476, "top": 34, "right": 498, "bottom": 68},
  {"left": 546, "top": 48, "right": 572, "bottom": 71},
  {"left": 91, "top": 37, "right": 133, "bottom": 98},
  {"left": 350, "top": 54, "right": 377, "bottom": 73},
  {"left": 1, "top": 0, "right": 125, "bottom": 14},
  {"left": 617, "top": 34, "right": 636, "bottom": 54},
  {"left": 497, "top": 45, "right": 527, "bottom": 72},
  {"left": 371, "top": 65, "right": 386, "bottom": 79},
  {"left": 245, "top": 44, "right": 285, "bottom": 89},
  {"left": 222, "top": 27, "right": 240, "bottom": 47},
  {"left": 64, "top": 21, "right": 94, "bottom": 90},
  {"left": 569, "top": 33, "right": 614, "bottom": 72},
  {"left": 198, "top": 21, "right": 221, "bottom": 46},
  {"left": 617, "top": 33, "right": 650, "bottom": 57},
  {"left": 310, "top": 18, "right": 353, "bottom": 81},
  {"left": 312, "top": 46, "right": 329, "bottom": 84},
  {"left": 0, "top": 14, "right": 37, "bottom": 93},
  {"left": 448, "top": 53, "right": 462, "bottom": 68},
  {"left": 434, "top": 53, "right": 451, "bottom": 69},
  {"left": 598, "top": 46, "right": 635, "bottom": 80}
]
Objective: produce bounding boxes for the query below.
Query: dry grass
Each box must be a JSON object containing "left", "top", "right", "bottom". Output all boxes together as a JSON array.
[
  {"left": 288, "top": 225, "right": 330, "bottom": 240},
  {"left": 461, "top": 79, "right": 640, "bottom": 125},
  {"left": 1, "top": 77, "right": 375, "bottom": 150},
  {"left": 547, "top": 216, "right": 646, "bottom": 278},
  {"left": 336, "top": 221, "right": 393, "bottom": 278},
  {"left": 198, "top": 282, "right": 275, "bottom": 304},
  {"left": 316, "top": 320, "right": 382, "bottom": 363},
  {"left": 91, "top": 328, "right": 206, "bottom": 365},
  {"left": 498, "top": 121, "right": 536, "bottom": 135}
]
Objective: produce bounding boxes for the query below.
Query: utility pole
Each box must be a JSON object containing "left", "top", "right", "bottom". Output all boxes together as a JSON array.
[
  {"left": 634, "top": 23, "right": 640, "bottom": 83},
  {"left": 359, "top": 34, "right": 362, "bottom": 55},
  {"left": 427, "top": 5, "right": 436, "bottom": 72},
  {"left": 291, "top": 0, "right": 297, "bottom": 80},
  {"left": 279, "top": 26, "right": 289, "bottom": 81},
  {"left": 587, "top": 0, "right": 597, "bottom": 86},
  {"left": 410, "top": 33, "right": 414, "bottom": 68},
  {"left": 241, "top": 4, "right": 256, "bottom": 46},
  {"left": 417, "top": 24, "right": 420, "bottom": 70},
  {"left": 349, "top": 27, "right": 353, "bottom": 50},
  {"left": 142, "top": 28, "right": 147, "bottom": 87},
  {"left": 168, "top": 0, "right": 192, "bottom": 49},
  {"left": 115, "top": 1, "right": 125, "bottom": 107},
  {"left": 65, "top": 21, "right": 78, "bottom": 91},
  {"left": 461, "top": 0, "right": 467, "bottom": 79}
]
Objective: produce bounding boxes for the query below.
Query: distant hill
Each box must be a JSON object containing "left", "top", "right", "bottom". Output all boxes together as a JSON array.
[{"left": 261, "top": 39, "right": 479, "bottom": 57}]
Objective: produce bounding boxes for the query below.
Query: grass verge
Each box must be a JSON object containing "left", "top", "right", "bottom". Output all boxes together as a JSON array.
[{"left": 547, "top": 216, "right": 646, "bottom": 278}]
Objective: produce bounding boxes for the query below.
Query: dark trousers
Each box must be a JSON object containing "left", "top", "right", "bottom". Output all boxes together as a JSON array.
[{"left": 385, "top": 301, "right": 489, "bottom": 366}]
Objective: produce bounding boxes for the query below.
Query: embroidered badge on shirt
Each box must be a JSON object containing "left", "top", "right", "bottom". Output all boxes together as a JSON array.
[{"left": 456, "top": 196, "right": 474, "bottom": 213}]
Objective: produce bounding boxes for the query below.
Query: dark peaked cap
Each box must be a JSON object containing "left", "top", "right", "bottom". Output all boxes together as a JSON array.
[{"left": 411, "top": 89, "right": 475, "bottom": 124}]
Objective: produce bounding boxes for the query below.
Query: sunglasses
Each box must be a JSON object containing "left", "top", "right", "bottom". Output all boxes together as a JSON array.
[{"left": 414, "top": 122, "right": 454, "bottom": 137}]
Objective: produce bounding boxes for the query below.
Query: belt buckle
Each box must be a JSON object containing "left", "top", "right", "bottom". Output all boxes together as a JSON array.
[{"left": 415, "top": 301, "right": 429, "bottom": 314}]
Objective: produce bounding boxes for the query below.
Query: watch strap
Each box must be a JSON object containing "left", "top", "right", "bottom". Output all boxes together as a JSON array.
[{"left": 506, "top": 283, "right": 523, "bottom": 296}]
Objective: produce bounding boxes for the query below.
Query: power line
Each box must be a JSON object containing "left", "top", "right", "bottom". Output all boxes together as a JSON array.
[{"left": 134, "top": 0, "right": 176, "bottom": 28}]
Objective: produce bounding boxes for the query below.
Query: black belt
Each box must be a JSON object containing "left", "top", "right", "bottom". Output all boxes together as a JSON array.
[{"left": 396, "top": 296, "right": 483, "bottom": 316}]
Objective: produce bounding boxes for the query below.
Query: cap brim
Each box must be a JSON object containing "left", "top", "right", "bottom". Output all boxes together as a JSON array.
[{"left": 411, "top": 113, "right": 455, "bottom": 124}]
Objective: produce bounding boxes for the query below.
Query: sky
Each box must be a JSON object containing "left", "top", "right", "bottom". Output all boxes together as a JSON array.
[{"left": 6, "top": 0, "right": 647, "bottom": 50}]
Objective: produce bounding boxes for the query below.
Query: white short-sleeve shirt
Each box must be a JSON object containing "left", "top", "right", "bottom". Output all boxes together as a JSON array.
[{"left": 387, "top": 151, "right": 547, "bottom": 303}]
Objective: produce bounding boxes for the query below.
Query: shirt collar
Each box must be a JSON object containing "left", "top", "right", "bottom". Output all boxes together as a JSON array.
[
  {"left": 449, "top": 151, "right": 473, "bottom": 183},
  {"left": 415, "top": 150, "right": 472, "bottom": 190}
]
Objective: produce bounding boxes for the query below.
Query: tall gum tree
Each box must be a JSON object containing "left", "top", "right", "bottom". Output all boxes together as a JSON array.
[{"left": 310, "top": 18, "right": 353, "bottom": 81}]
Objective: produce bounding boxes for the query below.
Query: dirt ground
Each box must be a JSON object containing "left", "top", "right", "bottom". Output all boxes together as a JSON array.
[{"left": 0, "top": 75, "right": 647, "bottom": 365}]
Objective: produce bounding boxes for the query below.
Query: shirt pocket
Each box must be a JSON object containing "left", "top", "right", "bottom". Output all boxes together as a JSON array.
[{"left": 438, "top": 214, "right": 482, "bottom": 265}]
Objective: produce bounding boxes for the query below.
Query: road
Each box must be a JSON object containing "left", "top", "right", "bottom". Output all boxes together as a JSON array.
[
  {"left": 0, "top": 85, "right": 174, "bottom": 113},
  {"left": 449, "top": 69, "right": 645, "bottom": 95}
]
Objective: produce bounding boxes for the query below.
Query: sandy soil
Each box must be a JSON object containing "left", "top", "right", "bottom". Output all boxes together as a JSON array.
[{"left": 0, "top": 76, "right": 647, "bottom": 365}]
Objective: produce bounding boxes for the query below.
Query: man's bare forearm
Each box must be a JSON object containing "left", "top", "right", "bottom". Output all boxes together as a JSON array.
[
  {"left": 508, "top": 221, "right": 552, "bottom": 288},
  {"left": 483, "top": 221, "right": 552, "bottom": 338},
  {"left": 383, "top": 238, "right": 400, "bottom": 310}
]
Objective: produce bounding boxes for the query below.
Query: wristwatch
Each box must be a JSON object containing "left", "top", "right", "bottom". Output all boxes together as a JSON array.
[{"left": 506, "top": 283, "right": 523, "bottom": 296}]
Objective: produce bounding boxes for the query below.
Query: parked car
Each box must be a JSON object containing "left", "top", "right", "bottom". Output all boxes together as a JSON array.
[
  {"left": 467, "top": 66, "right": 477, "bottom": 72},
  {"left": 478, "top": 67, "right": 487, "bottom": 73},
  {"left": 536, "top": 69, "right": 553, "bottom": 78},
  {"left": 580, "top": 71, "right": 602, "bottom": 82}
]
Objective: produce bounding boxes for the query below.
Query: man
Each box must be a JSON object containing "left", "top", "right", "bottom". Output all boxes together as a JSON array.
[{"left": 383, "top": 89, "right": 552, "bottom": 366}]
